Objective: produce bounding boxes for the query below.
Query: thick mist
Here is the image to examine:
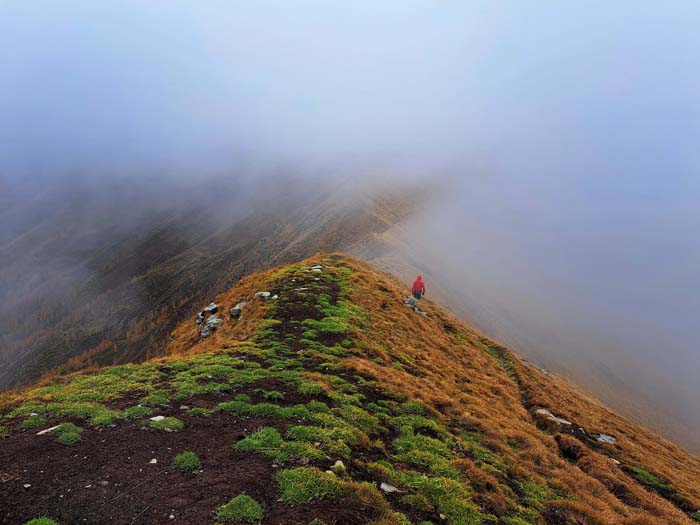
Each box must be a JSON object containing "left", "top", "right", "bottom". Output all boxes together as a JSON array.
[{"left": 2, "top": 2, "right": 699, "bottom": 448}]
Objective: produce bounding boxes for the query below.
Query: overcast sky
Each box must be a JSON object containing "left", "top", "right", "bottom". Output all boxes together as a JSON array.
[{"left": 1, "top": 2, "right": 699, "bottom": 440}]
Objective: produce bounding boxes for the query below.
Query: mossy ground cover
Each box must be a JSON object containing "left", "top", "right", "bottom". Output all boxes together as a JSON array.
[
  {"left": 3, "top": 255, "right": 696, "bottom": 524},
  {"left": 0, "top": 258, "right": 555, "bottom": 524}
]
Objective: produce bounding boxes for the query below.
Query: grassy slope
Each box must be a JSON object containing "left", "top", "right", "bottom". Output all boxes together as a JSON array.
[
  {"left": 0, "top": 180, "right": 418, "bottom": 392},
  {"left": 1, "top": 254, "right": 699, "bottom": 525}
]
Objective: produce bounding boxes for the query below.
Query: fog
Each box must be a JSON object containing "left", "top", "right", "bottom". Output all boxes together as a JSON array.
[{"left": 2, "top": 2, "right": 699, "bottom": 447}]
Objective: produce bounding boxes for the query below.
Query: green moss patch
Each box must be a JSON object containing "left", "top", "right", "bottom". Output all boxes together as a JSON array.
[
  {"left": 172, "top": 451, "right": 202, "bottom": 472},
  {"left": 55, "top": 422, "right": 83, "bottom": 445},
  {"left": 149, "top": 417, "right": 184, "bottom": 432},
  {"left": 277, "top": 467, "right": 342, "bottom": 505},
  {"left": 20, "top": 415, "right": 46, "bottom": 430},
  {"left": 235, "top": 427, "right": 325, "bottom": 463},
  {"left": 124, "top": 405, "right": 152, "bottom": 419},
  {"left": 217, "top": 494, "right": 263, "bottom": 523}
]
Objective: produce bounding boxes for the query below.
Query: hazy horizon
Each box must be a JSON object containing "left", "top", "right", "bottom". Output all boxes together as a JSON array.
[{"left": 2, "top": 2, "right": 699, "bottom": 447}]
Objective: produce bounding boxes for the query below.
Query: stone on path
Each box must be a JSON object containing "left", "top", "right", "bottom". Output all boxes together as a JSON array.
[
  {"left": 380, "top": 482, "right": 400, "bottom": 493},
  {"left": 36, "top": 425, "right": 61, "bottom": 436},
  {"left": 535, "top": 408, "right": 572, "bottom": 426}
]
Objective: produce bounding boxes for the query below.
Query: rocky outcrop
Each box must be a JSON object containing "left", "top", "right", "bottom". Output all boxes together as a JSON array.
[
  {"left": 535, "top": 408, "right": 572, "bottom": 429},
  {"left": 404, "top": 296, "right": 428, "bottom": 317},
  {"left": 230, "top": 302, "right": 245, "bottom": 319},
  {"left": 200, "top": 315, "right": 223, "bottom": 338}
]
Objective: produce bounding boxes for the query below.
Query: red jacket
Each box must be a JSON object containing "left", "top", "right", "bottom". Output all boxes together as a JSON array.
[{"left": 411, "top": 275, "right": 426, "bottom": 294}]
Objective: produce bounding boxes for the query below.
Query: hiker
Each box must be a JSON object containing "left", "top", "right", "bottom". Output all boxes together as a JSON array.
[{"left": 411, "top": 275, "right": 426, "bottom": 300}]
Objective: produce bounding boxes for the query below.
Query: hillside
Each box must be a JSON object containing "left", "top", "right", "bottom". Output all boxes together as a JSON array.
[
  {"left": 0, "top": 178, "right": 417, "bottom": 391},
  {"left": 1, "top": 254, "right": 699, "bottom": 525}
]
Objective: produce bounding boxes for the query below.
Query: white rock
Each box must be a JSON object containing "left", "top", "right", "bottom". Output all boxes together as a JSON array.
[
  {"left": 36, "top": 425, "right": 61, "bottom": 436},
  {"left": 535, "top": 408, "right": 572, "bottom": 426},
  {"left": 332, "top": 460, "right": 345, "bottom": 470},
  {"left": 29, "top": 413, "right": 39, "bottom": 417},
  {"left": 169, "top": 515, "right": 175, "bottom": 520},
  {"left": 203, "top": 302, "right": 218, "bottom": 313},
  {"left": 255, "top": 291, "right": 271, "bottom": 299},
  {"left": 271, "top": 294, "right": 279, "bottom": 300},
  {"left": 610, "top": 458, "right": 621, "bottom": 465},
  {"left": 597, "top": 433, "right": 617, "bottom": 444},
  {"left": 295, "top": 287, "right": 308, "bottom": 291},
  {"left": 23, "top": 484, "right": 31, "bottom": 488},
  {"left": 150, "top": 416, "right": 165, "bottom": 422},
  {"left": 311, "top": 265, "right": 324, "bottom": 270},
  {"left": 149, "top": 458, "right": 157, "bottom": 464},
  {"left": 380, "top": 482, "right": 400, "bottom": 493}
]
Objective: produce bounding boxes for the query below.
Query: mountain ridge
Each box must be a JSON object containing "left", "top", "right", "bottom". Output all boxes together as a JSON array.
[
  {"left": 0, "top": 179, "right": 419, "bottom": 392},
  {"left": 1, "top": 254, "right": 698, "bottom": 524}
]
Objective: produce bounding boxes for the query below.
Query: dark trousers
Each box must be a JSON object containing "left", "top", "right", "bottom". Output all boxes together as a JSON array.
[{"left": 412, "top": 291, "right": 423, "bottom": 300}]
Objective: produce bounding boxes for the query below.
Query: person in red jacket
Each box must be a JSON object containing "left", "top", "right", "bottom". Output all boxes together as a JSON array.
[{"left": 411, "top": 275, "right": 426, "bottom": 300}]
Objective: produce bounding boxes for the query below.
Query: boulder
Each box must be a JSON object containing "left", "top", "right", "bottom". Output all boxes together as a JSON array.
[
  {"left": 230, "top": 301, "right": 245, "bottom": 319},
  {"left": 597, "top": 433, "right": 617, "bottom": 444},
  {"left": 200, "top": 315, "right": 223, "bottom": 338},
  {"left": 404, "top": 296, "right": 429, "bottom": 317},
  {"left": 380, "top": 482, "right": 400, "bottom": 493},
  {"left": 203, "top": 302, "right": 219, "bottom": 314},
  {"left": 255, "top": 291, "right": 271, "bottom": 300}
]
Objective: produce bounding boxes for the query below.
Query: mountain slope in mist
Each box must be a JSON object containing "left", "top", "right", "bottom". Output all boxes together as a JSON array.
[
  {"left": 0, "top": 177, "right": 417, "bottom": 391},
  {"left": 1, "top": 254, "right": 699, "bottom": 525}
]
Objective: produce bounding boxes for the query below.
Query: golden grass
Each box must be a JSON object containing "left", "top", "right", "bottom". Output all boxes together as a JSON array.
[{"left": 8, "top": 252, "right": 699, "bottom": 524}]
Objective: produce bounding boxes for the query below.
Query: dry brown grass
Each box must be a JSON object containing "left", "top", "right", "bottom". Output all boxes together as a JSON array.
[
  {"left": 67, "top": 252, "right": 700, "bottom": 524},
  {"left": 293, "top": 253, "right": 699, "bottom": 524}
]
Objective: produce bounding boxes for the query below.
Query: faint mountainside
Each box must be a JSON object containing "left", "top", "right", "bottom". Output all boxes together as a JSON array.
[
  {"left": 357, "top": 217, "right": 700, "bottom": 454},
  {"left": 1, "top": 254, "right": 699, "bottom": 525},
  {"left": 0, "top": 176, "right": 419, "bottom": 391},
  {"left": 2, "top": 174, "right": 698, "bottom": 457}
]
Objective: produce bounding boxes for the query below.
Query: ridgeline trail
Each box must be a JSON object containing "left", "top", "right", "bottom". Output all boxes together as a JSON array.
[{"left": 1, "top": 254, "right": 699, "bottom": 525}]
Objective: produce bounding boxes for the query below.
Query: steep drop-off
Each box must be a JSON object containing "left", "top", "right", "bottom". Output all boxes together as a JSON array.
[{"left": 0, "top": 179, "right": 417, "bottom": 391}]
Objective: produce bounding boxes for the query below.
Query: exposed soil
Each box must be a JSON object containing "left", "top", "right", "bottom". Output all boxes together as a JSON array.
[{"left": 0, "top": 387, "right": 365, "bottom": 525}]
